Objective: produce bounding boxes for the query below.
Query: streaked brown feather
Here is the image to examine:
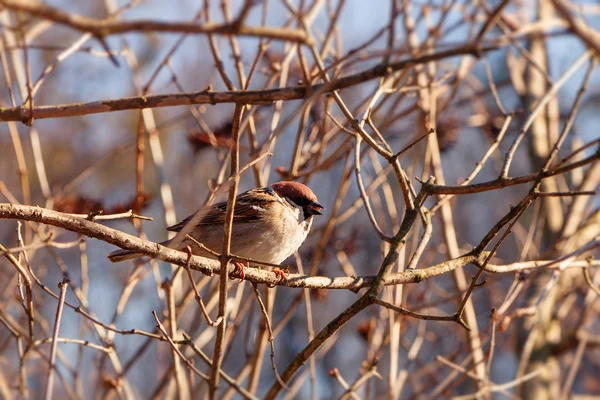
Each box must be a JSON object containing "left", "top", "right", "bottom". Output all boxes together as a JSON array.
[{"left": 166, "top": 188, "right": 276, "bottom": 232}]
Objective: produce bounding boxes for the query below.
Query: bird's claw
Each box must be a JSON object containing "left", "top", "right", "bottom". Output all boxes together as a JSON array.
[
  {"left": 273, "top": 268, "right": 288, "bottom": 283},
  {"left": 232, "top": 261, "right": 248, "bottom": 282}
]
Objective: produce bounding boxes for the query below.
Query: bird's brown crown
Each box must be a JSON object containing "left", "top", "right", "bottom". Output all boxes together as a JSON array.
[{"left": 270, "top": 181, "right": 318, "bottom": 206}]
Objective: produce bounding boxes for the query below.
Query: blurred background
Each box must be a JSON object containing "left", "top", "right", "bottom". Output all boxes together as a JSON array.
[{"left": 1, "top": 0, "right": 599, "bottom": 399}]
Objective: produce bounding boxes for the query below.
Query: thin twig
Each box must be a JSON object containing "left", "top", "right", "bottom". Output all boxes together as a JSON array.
[
  {"left": 44, "top": 278, "right": 69, "bottom": 400},
  {"left": 182, "top": 245, "right": 222, "bottom": 327},
  {"left": 152, "top": 311, "right": 209, "bottom": 381},
  {"left": 251, "top": 283, "right": 288, "bottom": 390}
]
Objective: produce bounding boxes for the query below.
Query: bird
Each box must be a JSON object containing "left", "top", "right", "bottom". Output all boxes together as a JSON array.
[{"left": 107, "top": 181, "right": 323, "bottom": 280}]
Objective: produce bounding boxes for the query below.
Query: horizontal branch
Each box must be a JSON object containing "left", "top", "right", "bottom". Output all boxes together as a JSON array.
[
  {"left": 0, "top": 44, "right": 498, "bottom": 123},
  {"left": 0, "top": 204, "right": 589, "bottom": 290},
  {"left": 422, "top": 152, "right": 599, "bottom": 195},
  {"left": 0, "top": 0, "right": 309, "bottom": 43}
]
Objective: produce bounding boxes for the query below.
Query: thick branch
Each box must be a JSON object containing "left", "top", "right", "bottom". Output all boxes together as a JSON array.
[
  {"left": 0, "top": 0, "right": 309, "bottom": 43},
  {"left": 0, "top": 204, "right": 589, "bottom": 290},
  {"left": 0, "top": 44, "right": 498, "bottom": 123}
]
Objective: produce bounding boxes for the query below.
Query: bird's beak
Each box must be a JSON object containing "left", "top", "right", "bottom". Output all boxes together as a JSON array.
[{"left": 306, "top": 202, "right": 324, "bottom": 216}]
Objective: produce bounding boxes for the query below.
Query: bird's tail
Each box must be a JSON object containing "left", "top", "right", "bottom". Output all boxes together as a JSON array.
[{"left": 107, "top": 249, "right": 145, "bottom": 263}]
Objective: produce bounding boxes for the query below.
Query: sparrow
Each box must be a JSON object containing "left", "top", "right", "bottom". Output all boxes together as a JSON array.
[{"left": 107, "top": 181, "right": 323, "bottom": 280}]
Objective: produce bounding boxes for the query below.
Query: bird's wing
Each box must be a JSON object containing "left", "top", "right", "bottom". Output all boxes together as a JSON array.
[{"left": 166, "top": 188, "right": 276, "bottom": 232}]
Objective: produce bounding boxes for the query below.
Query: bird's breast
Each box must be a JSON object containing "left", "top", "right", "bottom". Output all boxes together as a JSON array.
[{"left": 177, "top": 203, "right": 311, "bottom": 265}]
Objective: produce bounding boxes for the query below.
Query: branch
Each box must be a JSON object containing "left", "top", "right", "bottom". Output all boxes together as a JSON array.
[
  {"left": 44, "top": 278, "right": 69, "bottom": 400},
  {"left": 422, "top": 152, "right": 600, "bottom": 195},
  {"left": 0, "top": 44, "right": 499, "bottom": 123},
  {"left": 210, "top": 104, "right": 243, "bottom": 398},
  {"left": 1, "top": 204, "right": 592, "bottom": 290},
  {"left": 551, "top": 0, "right": 600, "bottom": 55},
  {"left": 0, "top": 0, "right": 309, "bottom": 43}
]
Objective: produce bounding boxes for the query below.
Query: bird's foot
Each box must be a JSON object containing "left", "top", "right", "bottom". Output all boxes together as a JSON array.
[
  {"left": 232, "top": 261, "right": 248, "bottom": 282},
  {"left": 272, "top": 267, "right": 289, "bottom": 283}
]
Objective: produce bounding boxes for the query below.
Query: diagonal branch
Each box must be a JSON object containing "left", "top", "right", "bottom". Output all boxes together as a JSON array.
[
  {"left": 2, "top": 204, "right": 593, "bottom": 290},
  {"left": 0, "top": 44, "right": 500, "bottom": 123}
]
